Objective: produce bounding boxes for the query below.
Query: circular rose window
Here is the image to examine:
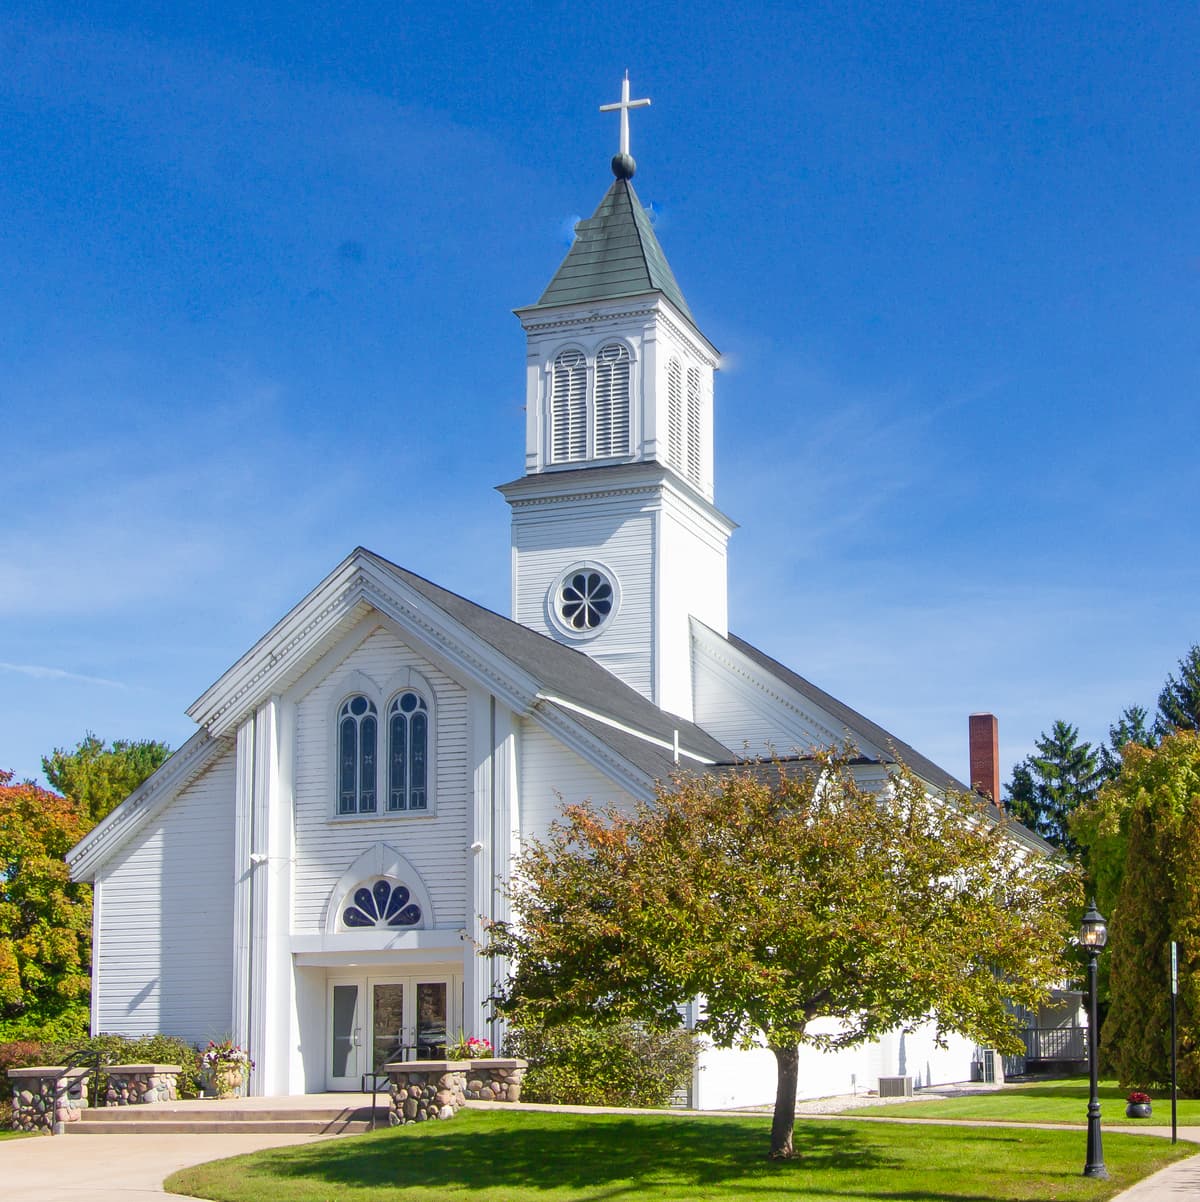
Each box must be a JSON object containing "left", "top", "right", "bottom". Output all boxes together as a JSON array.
[{"left": 551, "top": 564, "right": 619, "bottom": 636}]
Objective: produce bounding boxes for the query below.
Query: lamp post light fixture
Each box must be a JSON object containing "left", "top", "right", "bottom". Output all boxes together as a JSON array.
[{"left": 1080, "top": 899, "right": 1109, "bottom": 1180}]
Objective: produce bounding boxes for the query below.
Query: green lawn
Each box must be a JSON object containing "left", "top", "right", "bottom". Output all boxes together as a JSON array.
[
  {"left": 841, "top": 1077, "right": 1200, "bottom": 1125},
  {"left": 165, "top": 1108, "right": 1194, "bottom": 1202}
]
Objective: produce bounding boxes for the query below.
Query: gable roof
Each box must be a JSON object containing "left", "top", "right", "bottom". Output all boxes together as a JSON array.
[
  {"left": 364, "top": 550, "right": 733, "bottom": 774},
  {"left": 530, "top": 177, "right": 697, "bottom": 328},
  {"left": 709, "top": 630, "right": 1054, "bottom": 854}
]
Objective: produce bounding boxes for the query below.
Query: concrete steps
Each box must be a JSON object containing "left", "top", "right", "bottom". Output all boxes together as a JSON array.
[{"left": 68, "top": 1102, "right": 389, "bottom": 1136}]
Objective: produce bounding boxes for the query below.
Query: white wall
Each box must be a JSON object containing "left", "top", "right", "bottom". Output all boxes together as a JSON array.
[
  {"left": 517, "top": 720, "right": 639, "bottom": 845},
  {"left": 93, "top": 750, "right": 236, "bottom": 1042},
  {"left": 290, "top": 626, "right": 470, "bottom": 933},
  {"left": 512, "top": 500, "right": 657, "bottom": 700},
  {"left": 694, "top": 1022, "right": 985, "bottom": 1109}
]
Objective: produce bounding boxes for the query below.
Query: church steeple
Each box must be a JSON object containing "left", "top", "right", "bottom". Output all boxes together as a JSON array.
[
  {"left": 500, "top": 79, "right": 733, "bottom": 722},
  {"left": 532, "top": 176, "right": 698, "bottom": 330}
]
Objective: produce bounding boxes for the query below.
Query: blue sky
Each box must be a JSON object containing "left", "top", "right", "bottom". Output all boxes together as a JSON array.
[{"left": 3, "top": 2, "right": 1197, "bottom": 790}]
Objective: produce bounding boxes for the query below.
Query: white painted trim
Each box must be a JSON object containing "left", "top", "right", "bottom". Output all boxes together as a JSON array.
[
  {"left": 322, "top": 842, "right": 437, "bottom": 934},
  {"left": 293, "top": 928, "right": 465, "bottom": 958},
  {"left": 89, "top": 870, "right": 101, "bottom": 1036},
  {"left": 537, "top": 693, "right": 715, "bottom": 766},
  {"left": 231, "top": 717, "right": 255, "bottom": 1060}
]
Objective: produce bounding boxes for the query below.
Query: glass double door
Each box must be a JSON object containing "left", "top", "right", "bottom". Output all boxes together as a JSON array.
[{"left": 327, "top": 975, "right": 449, "bottom": 1090}]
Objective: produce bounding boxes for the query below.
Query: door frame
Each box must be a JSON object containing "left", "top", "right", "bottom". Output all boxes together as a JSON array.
[{"left": 325, "top": 970, "right": 460, "bottom": 1091}]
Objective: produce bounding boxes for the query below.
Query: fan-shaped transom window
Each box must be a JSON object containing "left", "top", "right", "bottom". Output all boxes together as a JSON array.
[
  {"left": 341, "top": 878, "right": 423, "bottom": 929},
  {"left": 388, "top": 691, "right": 428, "bottom": 812},
  {"left": 338, "top": 695, "right": 378, "bottom": 814},
  {"left": 594, "top": 343, "right": 631, "bottom": 457},
  {"left": 550, "top": 349, "right": 587, "bottom": 462}
]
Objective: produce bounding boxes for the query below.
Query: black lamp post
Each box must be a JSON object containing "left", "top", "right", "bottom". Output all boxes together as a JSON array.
[{"left": 1080, "top": 899, "right": 1109, "bottom": 1180}]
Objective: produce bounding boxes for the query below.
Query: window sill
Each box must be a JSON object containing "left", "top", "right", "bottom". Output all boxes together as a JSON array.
[{"left": 328, "top": 810, "right": 438, "bottom": 825}]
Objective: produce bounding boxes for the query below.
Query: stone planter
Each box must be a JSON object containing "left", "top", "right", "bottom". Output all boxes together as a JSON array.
[
  {"left": 1126, "top": 1101, "right": 1153, "bottom": 1119},
  {"left": 383, "top": 1058, "right": 527, "bottom": 1125},
  {"left": 104, "top": 1064, "right": 181, "bottom": 1106},
  {"left": 8, "top": 1067, "right": 89, "bottom": 1135}
]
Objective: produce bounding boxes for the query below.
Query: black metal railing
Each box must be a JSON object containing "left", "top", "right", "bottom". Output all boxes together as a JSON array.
[
  {"left": 63, "top": 1048, "right": 106, "bottom": 1109},
  {"left": 1021, "top": 1026, "right": 1087, "bottom": 1062}
]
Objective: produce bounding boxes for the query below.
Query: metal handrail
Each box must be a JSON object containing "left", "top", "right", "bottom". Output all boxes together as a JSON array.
[{"left": 63, "top": 1048, "right": 106, "bottom": 1109}]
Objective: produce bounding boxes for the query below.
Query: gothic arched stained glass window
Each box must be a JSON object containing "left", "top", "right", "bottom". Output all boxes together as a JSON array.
[
  {"left": 388, "top": 691, "right": 429, "bottom": 811},
  {"left": 338, "top": 694, "right": 378, "bottom": 814}
]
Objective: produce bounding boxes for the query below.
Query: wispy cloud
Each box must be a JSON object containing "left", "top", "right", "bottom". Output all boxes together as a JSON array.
[{"left": 0, "top": 662, "right": 126, "bottom": 688}]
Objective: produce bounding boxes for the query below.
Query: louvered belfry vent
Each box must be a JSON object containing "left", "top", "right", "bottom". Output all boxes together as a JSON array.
[
  {"left": 686, "top": 366, "right": 702, "bottom": 484},
  {"left": 551, "top": 349, "right": 587, "bottom": 462},
  {"left": 667, "top": 357, "right": 683, "bottom": 469},
  {"left": 594, "top": 343, "right": 631, "bottom": 457}
]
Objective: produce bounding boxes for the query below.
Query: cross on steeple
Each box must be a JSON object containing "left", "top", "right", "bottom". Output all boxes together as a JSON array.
[{"left": 600, "top": 72, "right": 650, "bottom": 159}]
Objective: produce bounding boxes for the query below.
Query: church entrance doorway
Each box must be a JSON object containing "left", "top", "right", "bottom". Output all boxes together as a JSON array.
[{"left": 326, "top": 974, "right": 451, "bottom": 1090}]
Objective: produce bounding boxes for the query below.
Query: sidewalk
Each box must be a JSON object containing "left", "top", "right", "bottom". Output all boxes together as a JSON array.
[{"left": 0, "top": 1131, "right": 326, "bottom": 1202}]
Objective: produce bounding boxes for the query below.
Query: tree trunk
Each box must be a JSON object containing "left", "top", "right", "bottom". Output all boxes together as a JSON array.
[{"left": 768, "top": 1042, "right": 799, "bottom": 1159}]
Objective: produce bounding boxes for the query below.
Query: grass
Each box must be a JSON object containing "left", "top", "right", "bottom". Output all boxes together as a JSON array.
[
  {"left": 164, "top": 1107, "right": 1195, "bottom": 1202},
  {"left": 839, "top": 1077, "right": 1200, "bottom": 1125}
]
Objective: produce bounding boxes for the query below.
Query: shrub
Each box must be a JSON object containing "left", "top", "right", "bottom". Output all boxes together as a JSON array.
[
  {"left": 39, "top": 1033, "right": 203, "bottom": 1098},
  {"left": 504, "top": 1016, "right": 698, "bottom": 1108}
]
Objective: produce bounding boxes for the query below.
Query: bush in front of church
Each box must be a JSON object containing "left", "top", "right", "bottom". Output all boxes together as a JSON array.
[
  {"left": 503, "top": 1015, "right": 698, "bottom": 1107},
  {"left": 39, "top": 1032, "right": 204, "bottom": 1098}
]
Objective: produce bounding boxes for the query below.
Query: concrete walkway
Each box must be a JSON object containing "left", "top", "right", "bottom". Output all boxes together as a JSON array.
[{"left": 0, "top": 1131, "right": 326, "bottom": 1202}]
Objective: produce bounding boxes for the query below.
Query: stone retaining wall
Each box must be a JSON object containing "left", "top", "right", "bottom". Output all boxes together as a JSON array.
[
  {"left": 383, "top": 1058, "right": 527, "bottom": 1125},
  {"left": 103, "top": 1064, "right": 181, "bottom": 1106},
  {"left": 7, "top": 1067, "right": 89, "bottom": 1135}
]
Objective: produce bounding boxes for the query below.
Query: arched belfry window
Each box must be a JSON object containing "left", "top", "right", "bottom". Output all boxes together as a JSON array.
[
  {"left": 666, "top": 357, "right": 684, "bottom": 470},
  {"left": 388, "top": 691, "right": 429, "bottom": 811},
  {"left": 594, "top": 343, "right": 630, "bottom": 457},
  {"left": 338, "top": 695, "right": 378, "bottom": 815},
  {"left": 550, "top": 349, "right": 587, "bottom": 463},
  {"left": 686, "top": 366, "right": 702, "bottom": 484}
]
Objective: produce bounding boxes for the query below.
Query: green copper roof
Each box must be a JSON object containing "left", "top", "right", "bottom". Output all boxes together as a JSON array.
[{"left": 533, "top": 178, "right": 696, "bottom": 326}]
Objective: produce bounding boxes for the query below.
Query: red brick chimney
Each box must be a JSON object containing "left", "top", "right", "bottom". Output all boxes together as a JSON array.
[{"left": 969, "top": 713, "right": 1000, "bottom": 804}]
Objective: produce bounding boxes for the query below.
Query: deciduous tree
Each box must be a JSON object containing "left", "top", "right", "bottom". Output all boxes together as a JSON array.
[
  {"left": 487, "top": 750, "right": 1080, "bottom": 1159},
  {"left": 0, "top": 771, "right": 92, "bottom": 1040},
  {"left": 42, "top": 733, "right": 171, "bottom": 824}
]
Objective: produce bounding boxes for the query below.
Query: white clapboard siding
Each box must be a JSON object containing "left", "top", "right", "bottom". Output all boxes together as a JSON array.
[
  {"left": 95, "top": 749, "right": 236, "bottom": 1042},
  {"left": 291, "top": 627, "right": 469, "bottom": 931},
  {"left": 691, "top": 639, "right": 850, "bottom": 757},
  {"left": 517, "top": 720, "right": 638, "bottom": 845},
  {"left": 512, "top": 508, "right": 656, "bottom": 699}
]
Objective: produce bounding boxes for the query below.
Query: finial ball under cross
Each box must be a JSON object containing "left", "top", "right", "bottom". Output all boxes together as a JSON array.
[{"left": 600, "top": 71, "right": 650, "bottom": 179}]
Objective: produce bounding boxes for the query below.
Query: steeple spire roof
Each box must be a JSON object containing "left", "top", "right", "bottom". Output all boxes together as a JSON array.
[{"left": 532, "top": 176, "right": 697, "bottom": 326}]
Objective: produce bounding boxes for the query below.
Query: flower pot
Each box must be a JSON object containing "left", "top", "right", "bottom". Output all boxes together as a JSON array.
[
  {"left": 1125, "top": 1102, "right": 1152, "bottom": 1119},
  {"left": 213, "top": 1066, "right": 245, "bottom": 1100}
]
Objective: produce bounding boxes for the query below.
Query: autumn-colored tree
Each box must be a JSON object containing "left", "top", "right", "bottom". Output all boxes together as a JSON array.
[
  {"left": 1089, "top": 732, "right": 1200, "bottom": 1092},
  {"left": 487, "top": 750, "right": 1081, "bottom": 1159},
  {"left": 0, "top": 771, "right": 93, "bottom": 1040},
  {"left": 43, "top": 733, "right": 171, "bottom": 824}
]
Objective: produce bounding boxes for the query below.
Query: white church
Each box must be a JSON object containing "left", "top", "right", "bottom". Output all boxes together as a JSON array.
[{"left": 68, "top": 82, "right": 1046, "bottom": 1107}]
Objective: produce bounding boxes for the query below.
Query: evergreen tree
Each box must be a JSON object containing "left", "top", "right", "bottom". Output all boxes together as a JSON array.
[
  {"left": 1100, "top": 704, "right": 1156, "bottom": 778},
  {"left": 1005, "top": 720, "right": 1104, "bottom": 850},
  {"left": 1099, "top": 731, "right": 1200, "bottom": 1093},
  {"left": 1156, "top": 644, "right": 1200, "bottom": 736}
]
